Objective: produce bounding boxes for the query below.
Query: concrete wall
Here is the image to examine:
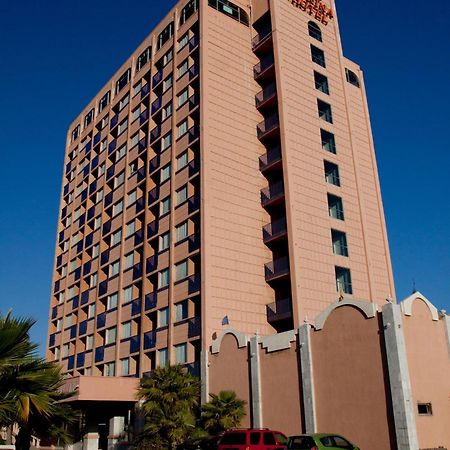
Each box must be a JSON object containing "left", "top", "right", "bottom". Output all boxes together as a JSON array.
[{"left": 208, "top": 295, "right": 450, "bottom": 450}]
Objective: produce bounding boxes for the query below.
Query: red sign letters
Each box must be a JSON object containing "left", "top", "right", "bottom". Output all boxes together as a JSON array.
[{"left": 290, "top": 0, "right": 334, "bottom": 25}]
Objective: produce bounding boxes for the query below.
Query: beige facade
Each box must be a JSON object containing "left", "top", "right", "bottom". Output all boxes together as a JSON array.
[{"left": 47, "top": 0, "right": 395, "bottom": 380}]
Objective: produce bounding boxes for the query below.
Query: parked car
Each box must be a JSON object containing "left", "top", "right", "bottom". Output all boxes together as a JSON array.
[
  {"left": 218, "top": 428, "right": 288, "bottom": 450},
  {"left": 287, "top": 434, "right": 359, "bottom": 450}
]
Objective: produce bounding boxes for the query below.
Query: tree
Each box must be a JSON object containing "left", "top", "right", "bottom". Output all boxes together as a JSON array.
[
  {"left": 201, "top": 391, "right": 246, "bottom": 437},
  {"left": 136, "top": 365, "right": 201, "bottom": 450},
  {"left": 0, "top": 313, "right": 77, "bottom": 450}
]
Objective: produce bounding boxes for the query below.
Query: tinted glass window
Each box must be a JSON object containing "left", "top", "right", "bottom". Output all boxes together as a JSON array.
[
  {"left": 275, "top": 433, "right": 287, "bottom": 445},
  {"left": 288, "top": 436, "right": 316, "bottom": 449},
  {"left": 320, "top": 436, "right": 335, "bottom": 447},
  {"left": 263, "top": 432, "right": 276, "bottom": 445},
  {"left": 250, "top": 432, "right": 260, "bottom": 445},
  {"left": 221, "top": 433, "right": 246, "bottom": 445},
  {"left": 332, "top": 436, "right": 353, "bottom": 448}
]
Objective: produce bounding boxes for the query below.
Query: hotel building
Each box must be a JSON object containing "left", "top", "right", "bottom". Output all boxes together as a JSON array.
[{"left": 47, "top": 0, "right": 395, "bottom": 378}]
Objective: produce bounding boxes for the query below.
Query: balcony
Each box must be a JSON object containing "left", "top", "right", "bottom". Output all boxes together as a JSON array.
[
  {"left": 149, "top": 154, "right": 160, "bottom": 174},
  {"left": 254, "top": 54, "right": 275, "bottom": 81},
  {"left": 141, "top": 83, "right": 150, "bottom": 100},
  {"left": 152, "top": 70, "right": 163, "bottom": 88},
  {"left": 147, "top": 220, "right": 158, "bottom": 238},
  {"left": 189, "top": 125, "right": 200, "bottom": 143},
  {"left": 261, "top": 181, "right": 285, "bottom": 207},
  {"left": 264, "top": 256, "right": 290, "bottom": 282},
  {"left": 255, "top": 83, "right": 277, "bottom": 110},
  {"left": 189, "top": 35, "right": 199, "bottom": 51},
  {"left": 148, "top": 186, "right": 159, "bottom": 205},
  {"left": 129, "top": 336, "right": 140, "bottom": 354},
  {"left": 139, "top": 109, "right": 149, "bottom": 126},
  {"left": 186, "top": 361, "right": 200, "bottom": 377},
  {"left": 266, "top": 298, "right": 293, "bottom": 323},
  {"left": 145, "top": 293, "right": 157, "bottom": 311},
  {"left": 188, "top": 233, "right": 200, "bottom": 253},
  {"left": 131, "top": 299, "right": 142, "bottom": 316},
  {"left": 188, "top": 194, "right": 200, "bottom": 214},
  {"left": 150, "top": 126, "right": 161, "bottom": 143},
  {"left": 189, "top": 64, "right": 199, "bottom": 81},
  {"left": 188, "top": 317, "right": 201, "bottom": 338},
  {"left": 263, "top": 217, "right": 287, "bottom": 244},
  {"left": 146, "top": 255, "right": 158, "bottom": 273},
  {"left": 151, "top": 96, "right": 162, "bottom": 115},
  {"left": 257, "top": 114, "right": 279, "bottom": 140},
  {"left": 188, "top": 274, "right": 200, "bottom": 294},
  {"left": 252, "top": 27, "right": 272, "bottom": 51},
  {"left": 144, "top": 331, "right": 156, "bottom": 350},
  {"left": 138, "top": 136, "right": 148, "bottom": 153}
]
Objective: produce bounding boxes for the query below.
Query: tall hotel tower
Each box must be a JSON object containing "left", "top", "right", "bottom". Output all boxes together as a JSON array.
[{"left": 48, "top": 0, "right": 395, "bottom": 381}]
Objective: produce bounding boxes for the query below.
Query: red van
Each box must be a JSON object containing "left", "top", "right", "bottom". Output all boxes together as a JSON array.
[{"left": 218, "top": 429, "right": 288, "bottom": 450}]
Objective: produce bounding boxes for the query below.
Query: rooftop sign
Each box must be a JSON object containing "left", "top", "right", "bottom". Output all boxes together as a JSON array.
[{"left": 290, "top": 0, "right": 334, "bottom": 25}]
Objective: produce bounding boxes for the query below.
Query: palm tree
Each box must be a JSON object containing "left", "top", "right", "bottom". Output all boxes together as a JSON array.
[
  {"left": 0, "top": 313, "right": 77, "bottom": 450},
  {"left": 136, "top": 365, "right": 201, "bottom": 450},
  {"left": 201, "top": 391, "right": 246, "bottom": 437}
]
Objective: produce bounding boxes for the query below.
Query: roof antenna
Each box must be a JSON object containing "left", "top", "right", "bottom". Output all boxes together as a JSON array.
[{"left": 412, "top": 278, "right": 417, "bottom": 294}]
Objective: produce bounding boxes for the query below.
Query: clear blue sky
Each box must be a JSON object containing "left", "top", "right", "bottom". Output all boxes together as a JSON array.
[{"left": 0, "top": 0, "right": 449, "bottom": 352}]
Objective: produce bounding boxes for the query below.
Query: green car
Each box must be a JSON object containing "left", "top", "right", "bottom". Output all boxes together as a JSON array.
[{"left": 287, "top": 434, "right": 360, "bottom": 450}]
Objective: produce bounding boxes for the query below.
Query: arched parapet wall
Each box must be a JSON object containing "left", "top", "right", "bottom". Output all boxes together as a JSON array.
[
  {"left": 314, "top": 299, "right": 378, "bottom": 331},
  {"left": 400, "top": 291, "right": 439, "bottom": 321},
  {"left": 211, "top": 328, "right": 249, "bottom": 354}
]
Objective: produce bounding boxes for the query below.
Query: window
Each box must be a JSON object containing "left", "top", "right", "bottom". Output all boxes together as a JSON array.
[
  {"left": 175, "top": 301, "right": 188, "bottom": 322},
  {"left": 157, "top": 22, "right": 174, "bottom": 49},
  {"left": 345, "top": 68, "right": 360, "bottom": 87},
  {"left": 176, "top": 152, "right": 188, "bottom": 171},
  {"left": 133, "top": 81, "right": 142, "bottom": 97},
  {"left": 177, "top": 120, "right": 188, "bottom": 138},
  {"left": 130, "top": 133, "right": 140, "bottom": 149},
  {"left": 54, "top": 347, "right": 60, "bottom": 360},
  {"left": 263, "top": 433, "right": 276, "bottom": 445},
  {"left": 121, "top": 358, "right": 130, "bottom": 376},
  {"left": 114, "top": 171, "right": 125, "bottom": 188},
  {"left": 159, "top": 348, "right": 168, "bottom": 367},
  {"left": 308, "top": 20, "right": 322, "bottom": 41},
  {"left": 126, "top": 221, "right": 136, "bottom": 237},
  {"left": 129, "top": 160, "right": 138, "bottom": 176},
  {"left": 132, "top": 106, "right": 141, "bottom": 121},
  {"left": 101, "top": 115, "right": 109, "bottom": 129},
  {"left": 84, "top": 108, "right": 95, "bottom": 128},
  {"left": 161, "top": 164, "right": 171, "bottom": 182},
  {"left": 162, "top": 133, "right": 172, "bottom": 151},
  {"left": 180, "top": 0, "right": 198, "bottom": 25},
  {"left": 105, "top": 326, "right": 117, "bottom": 344},
  {"left": 335, "top": 267, "right": 352, "bottom": 294},
  {"left": 88, "top": 303, "right": 96, "bottom": 319},
  {"left": 163, "top": 75, "right": 173, "bottom": 91},
  {"left": 318, "top": 99, "right": 333, "bottom": 123},
  {"left": 116, "top": 68, "right": 131, "bottom": 94},
  {"left": 162, "top": 103, "right": 172, "bottom": 121},
  {"left": 332, "top": 230, "right": 348, "bottom": 257},
  {"left": 90, "top": 273, "right": 98, "bottom": 288},
  {"left": 86, "top": 334, "right": 94, "bottom": 350},
  {"left": 65, "top": 315, "right": 72, "bottom": 328},
  {"left": 113, "top": 200, "right": 124, "bottom": 217},
  {"left": 324, "top": 161, "right": 340, "bottom": 186},
  {"left": 159, "top": 232, "right": 170, "bottom": 252},
  {"left": 59, "top": 292, "right": 66, "bottom": 305},
  {"left": 161, "top": 197, "right": 171, "bottom": 215},
  {"left": 71, "top": 125, "right": 80, "bottom": 142},
  {"left": 250, "top": 433, "right": 260, "bottom": 445},
  {"left": 136, "top": 46, "right": 151, "bottom": 71},
  {"left": 163, "top": 49, "right": 173, "bottom": 66},
  {"left": 207, "top": 0, "right": 249, "bottom": 26},
  {"left": 125, "top": 252, "right": 134, "bottom": 270},
  {"left": 321, "top": 129, "right": 336, "bottom": 154},
  {"left": 99, "top": 91, "right": 111, "bottom": 112},
  {"left": 311, "top": 45, "right": 326, "bottom": 67},
  {"left": 177, "top": 89, "right": 189, "bottom": 107},
  {"left": 328, "top": 194, "right": 344, "bottom": 220},
  {"left": 92, "top": 244, "right": 100, "bottom": 258},
  {"left": 178, "top": 60, "right": 189, "bottom": 78},
  {"left": 107, "top": 293, "right": 118, "bottom": 310},
  {"left": 63, "top": 344, "right": 70, "bottom": 357},
  {"left": 178, "top": 33, "right": 189, "bottom": 50},
  {"left": 56, "top": 319, "right": 62, "bottom": 332},
  {"left": 117, "top": 144, "right": 127, "bottom": 160},
  {"left": 176, "top": 185, "right": 188, "bottom": 206},
  {"left": 104, "top": 361, "right": 115, "bottom": 377},
  {"left": 159, "top": 308, "right": 169, "bottom": 327},
  {"left": 417, "top": 403, "right": 433, "bottom": 416},
  {"left": 96, "top": 189, "right": 104, "bottom": 203},
  {"left": 175, "top": 260, "right": 188, "bottom": 281},
  {"left": 314, "top": 71, "right": 329, "bottom": 94},
  {"left": 159, "top": 269, "right": 170, "bottom": 289},
  {"left": 176, "top": 222, "right": 188, "bottom": 242},
  {"left": 123, "top": 286, "right": 134, "bottom": 304},
  {"left": 109, "top": 260, "right": 120, "bottom": 277},
  {"left": 101, "top": 139, "right": 108, "bottom": 152},
  {"left": 122, "top": 321, "right": 132, "bottom": 339},
  {"left": 127, "top": 189, "right": 137, "bottom": 206},
  {"left": 175, "top": 343, "right": 187, "bottom": 364},
  {"left": 118, "top": 119, "right": 128, "bottom": 135}
]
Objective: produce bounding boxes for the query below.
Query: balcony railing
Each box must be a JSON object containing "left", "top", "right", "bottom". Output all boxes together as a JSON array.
[
  {"left": 257, "top": 114, "right": 279, "bottom": 140},
  {"left": 266, "top": 298, "right": 293, "bottom": 322},
  {"left": 259, "top": 146, "right": 281, "bottom": 172},
  {"left": 264, "top": 256, "right": 290, "bottom": 281},
  {"left": 254, "top": 54, "right": 274, "bottom": 79},
  {"left": 263, "top": 218, "right": 287, "bottom": 243},
  {"left": 261, "top": 181, "right": 284, "bottom": 207},
  {"left": 252, "top": 27, "right": 272, "bottom": 49},
  {"left": 255, "top": 83, "right": 277, "bottom": 109}
]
